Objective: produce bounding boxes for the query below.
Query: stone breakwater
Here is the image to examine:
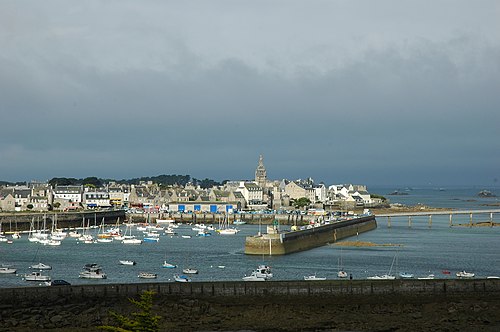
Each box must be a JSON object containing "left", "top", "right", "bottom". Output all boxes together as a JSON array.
[
  {"left": 0, "top": 210, "right": 125, "bottom": 232},
  {"left": 245, "top": 215, "right": 377, "bottom": 255},
  {"left": 0, "top": 279, "right": 499, "bottom": 331}
]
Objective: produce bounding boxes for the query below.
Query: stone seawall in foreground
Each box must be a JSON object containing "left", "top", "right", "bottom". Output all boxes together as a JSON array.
[{"left": 0, "top": 279, "right": 499, "bottom": 331}]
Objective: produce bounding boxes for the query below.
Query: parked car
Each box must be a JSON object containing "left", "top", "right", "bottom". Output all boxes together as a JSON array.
[{"left": 50, "top": 279, "right": 71, "bottom": 286}]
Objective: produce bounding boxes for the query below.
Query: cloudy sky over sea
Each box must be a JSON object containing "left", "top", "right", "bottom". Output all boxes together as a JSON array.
[{"left": 1, "top": 1, "right": 499, "bottom": 186}]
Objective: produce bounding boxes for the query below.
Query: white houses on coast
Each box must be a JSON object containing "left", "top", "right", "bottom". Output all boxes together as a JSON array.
[{"left": 0, "top": 155, "right": 375, "bottom": 212}]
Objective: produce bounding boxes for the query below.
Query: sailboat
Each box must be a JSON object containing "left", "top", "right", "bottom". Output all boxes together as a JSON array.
[
  {"left": 368, "top": 251, "right": 398, "bottom": 280},
  {"left": 217, "top": 212, "right": 240, "bottom": 235},
  {"left": 337, "top": 248, "right": 348, "bottom": 278},
  {"left": 97, "top": 218, "right": 113, "bottom": 243},
  {"left": 122, "top": 223, "right": 142, "bottom": 244}
]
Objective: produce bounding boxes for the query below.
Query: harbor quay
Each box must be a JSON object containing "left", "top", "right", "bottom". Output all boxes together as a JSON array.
[{"left": 0, "top": 279, "right": 499, "bottom": 331}]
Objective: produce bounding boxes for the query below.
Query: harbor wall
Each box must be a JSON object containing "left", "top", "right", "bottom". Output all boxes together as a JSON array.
[
  {"left": 0, "top": 210, "right": 126, "bottom": 232},
  {"left": 245, "top": 215, "right": 377, "bottom": 255},
  {"left": 0, "top": 279, "right": 499, "bottom": 331}
]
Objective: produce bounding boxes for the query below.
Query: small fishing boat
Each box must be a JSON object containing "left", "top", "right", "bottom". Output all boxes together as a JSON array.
[
  {"left": 79, "top": 263, "right": 107, "bottom": 279},
  {"left": 138, "top": 272, "right": 157, "bottom": 279},
  {"left": 143, "top": 237, "right": 159, "bottom": 243},
  {"left": 173, "top": 274, "right": 191, "bottom": 282},
  {"left": 399, "top": 272, "right": 414, "bottom": 279},
  {"left": 181, "top": 235, "right": 191, "bottom": 239},
  {"left": 24, "top": 271, "right": 51, "bottom": 281},
  {"left": 182, "top": 268, "right": 198, "bottom": 274},
  {"left": 304, "top": 274, "right": 326, "bottom": 281},
  {"left": 30, "top": 262, "right": 52, "bottom": 270},
  {"left": 162, "top": 260, "right": 177, "bottom": 269},
  {"left": 456, "top": 271, "right": 475, "bottom": 278},
  {"left": 119, "top": 260, "right": 136, "bottom": 266},
  {"left": 417, "top": 274, "right": 435, "bottom": 280},
  {"left": 442, "top": 270, "right": 451, "bottom": 275},
  {"left": 0, "top": 266, "right": 17, "bottom": 274}
]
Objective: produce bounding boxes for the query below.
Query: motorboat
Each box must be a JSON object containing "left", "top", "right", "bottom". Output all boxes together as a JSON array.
[
  {"left": 138, "top": 272, "right": 157, "bottom": 279},
  {"left": 182, "top": 268, "right": 198, "bottom": 274},
  {"left": 143, "top": 237, "right": 159, "bottom": 243},
  {"left": 456, "top": 271, "right": 475, "bottom": 278},
  {"left": 442, "top": 270, "right": 451, "bottom": 275},
  {"left": 0, "top": 266, "right": 17, "bottom": 274},
  {"left": 122, "top": 238, "right": 142, "bottom": 244},
  {"left": 197, "top": 230, "right": 212, "bottom": 237},
  {"left": 337, "top": 270, "right": 348, "bottom": 278},
  {"left": 119, "top": 260, "right": 136, "bottom": 266},
  {"left": 97, "top": 237, "right": 113, "bottom": 243},
  {"left": 243, "top": 265, "right": 273, "bottom": 281},
  {"left": 417, "top": 274, "right": 435, "bottom": 280},
  {"left": 24, "top": 271, "right": 51, "bottom": 281},
  {"left": 173, "top": 274, "right": 191, "bottom": 282},
  {"left": 162, "top": 261, "right": 177, "bottom": 269},
  {"left": 30, "top": 262, "right": 52, "bottom": 270},
  {"left": 181, "top": 235, "right": 192, "bottom": 239},
  {"left": 304, "top": 274, "right": 326, "bottom": 281},
  {"left": 79, "top": 263, "right": 107, "bottom": 279},
  {"left": 367, "top": 274, "right": 396, "bottom": 280},
  {"left": 399, "top": 272, "right": 414, "bottom": 279},
  {"left": 11, "top": 232, "right": 21, "bottom": 239},
  {"left": 164, "top": 228, "right": 177, "bottom": 235}
]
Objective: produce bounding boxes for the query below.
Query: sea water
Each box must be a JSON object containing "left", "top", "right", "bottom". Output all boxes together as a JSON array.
[{"left": 0, "top": 186, "right": 499, "bottom": 288}]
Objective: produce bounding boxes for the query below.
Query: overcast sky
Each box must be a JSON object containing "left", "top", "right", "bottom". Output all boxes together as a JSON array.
[{"left": 1, "top": 1, "right": 499, "bottom": 186}]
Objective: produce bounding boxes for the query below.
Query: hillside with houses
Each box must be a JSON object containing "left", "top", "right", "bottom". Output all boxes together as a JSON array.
[{"left": 0, "top": 156, "right": 384, "bottom": 213}]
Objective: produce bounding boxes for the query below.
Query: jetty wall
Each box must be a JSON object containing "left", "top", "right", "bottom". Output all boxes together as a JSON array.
[
  {"left": 0, "top": 210, "right": 126, "bottom": 232},
  {"left": 245, "top": 215, "right": 377, "bottom": 255},
  {"left": 0, "top": 279, "right": 499, "bottom": 331}
]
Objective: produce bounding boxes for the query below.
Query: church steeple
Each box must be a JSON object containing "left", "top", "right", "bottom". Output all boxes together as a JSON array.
[{"left": 255, "top": 154, "right": 267, "bottom": 188}]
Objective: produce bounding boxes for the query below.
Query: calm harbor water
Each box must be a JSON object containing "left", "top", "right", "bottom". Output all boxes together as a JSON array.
[{"left": 1, "top": 186, "right": 499, "bottom": 288}]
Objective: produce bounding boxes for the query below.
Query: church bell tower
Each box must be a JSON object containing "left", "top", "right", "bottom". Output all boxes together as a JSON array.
[{"left": 255, "top": 154, "right": 267, "bottom": 188}]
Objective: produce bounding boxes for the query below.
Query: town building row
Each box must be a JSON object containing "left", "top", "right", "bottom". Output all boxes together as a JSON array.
[{"left": 0, "top": 156, "right": 382, "bottom": 213}]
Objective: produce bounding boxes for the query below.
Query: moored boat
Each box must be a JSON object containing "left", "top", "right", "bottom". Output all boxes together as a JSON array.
[
  {"left": 24, "top": 271, "right": 51, "bottom": 281},
  {"left": 304, "top": 274, "right": 326, "bottom": 281},
  {"left": 138, "top": 272, "right": 157, "bottom": 279},
  {"left": 173, "top": 274, "right": 191, "bottom": 282},
  {"left": 399, "top": 272, "right": 414, "bottom": 279},
  {"left": 79, "top": 263, "right": 107, "bottom": 279},
  {"left": 162, "top": 261, "right": 177, "bottom": 268},
  {"left": 456, "top": 271, "right": 475, "bottom": 278},
  {"left": 30, "top": 262, "right": 52, "bottom": 270},
  {"left": 119, "top": 260, "right": 136, "bottom": 266},
  {"left": 0, "top": 266, "right": 17, "bottom": 274},
  {"left": 182, "top": 268, "right": 198, "bottom": 274}
]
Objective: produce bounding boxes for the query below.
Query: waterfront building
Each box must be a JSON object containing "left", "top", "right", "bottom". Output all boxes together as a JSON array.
[
  {"left": 53, "top": 185, "right": 83, "bottom": 203},
  {"left": 83, "top": 191, "right": 111, "bottom": 209}
]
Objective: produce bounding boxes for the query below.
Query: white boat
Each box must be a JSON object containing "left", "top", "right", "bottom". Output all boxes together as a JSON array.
[
  {"left": 24, "top": 271, "right": 51, "bottom": 281},
  {"left": 173, "top": 274, "right": 191, "bottom": 282},
  {"left": 417, "top": 274, "right": 435, "bottom": 280},
  {"left": 337, "top": 248, "right": 348, "bottom": 278},
  {"left": 164, "top": 228, "right": 177, "bottom": 235},
  {"left": 97, "top": 237, "right": 113, "bottom": 243},
  {"left": 119, "top": 260, "right": 136, "bottom": 266},
  {"left": 182, "top": 268, "right": 198, "bottom": 274},
  {"left": 367, "top": 274, "right": 396, "bottom": 280},
  {"left": 243, "top": 265, "right": 273, "bottom": 281},
  {"left": 456, "top": 271, "right": 475, "bottom": 278},
  {"left": 30, "top": 262, "right": 52, "bottom": 270},
  {"left": 156, "top": 218, "right": 176, "bottom": 225},
  {"left": 0, "top": 266, "right": 17, "bottom": 274},
  {"left": 138, "top": 272, "right": 157, "bottom": 279},
  {"left": 11, "top": 232, "right": 21, "bottom": 239},
  {"left": 143, "top": 237, "right": 159, "bottom": 243},
  {"left": 217, "top": 228, "right": 239, "bottom": 235},
  {"left": 162, "top": 260, "right": 177, "bottom": 268},
  {"left": 122, "top": 238, "right": 142, "bottom": 244},
  {"left": 337, "top": 271, "right": 348, "bottom": 278},
  {"left": 181, "top": 235, "right": 191, "bottom": 239},
  {"left": 399, "top": 272, "right": 414, "bottom": 279},
  {"left": 79, "top": 263, "right": 107, "bottom": 279},
  {"left": 233, "top": 220, "right": 246, "bottom": 225},
  {"left": 304, "top": 274, "right": 326, "bottom": 281},
  {"left": 242, "top": 274, "right": 266, "bottom": 281}
]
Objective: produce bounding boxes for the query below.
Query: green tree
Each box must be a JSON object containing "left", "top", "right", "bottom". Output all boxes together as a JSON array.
[
  {"left": 293, "top": 197, "right": 311, "bottom": 209},
  {"left": 99, "top": 290, "right": 161, "bottom": 332}
]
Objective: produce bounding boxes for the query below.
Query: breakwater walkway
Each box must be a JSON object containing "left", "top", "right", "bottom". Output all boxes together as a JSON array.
[
  {"left": 375, "top": 209, "right": 500, "bottom": 227},
  {"left": 1, "top": 279, "right": 499, "bottom": 331}
]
